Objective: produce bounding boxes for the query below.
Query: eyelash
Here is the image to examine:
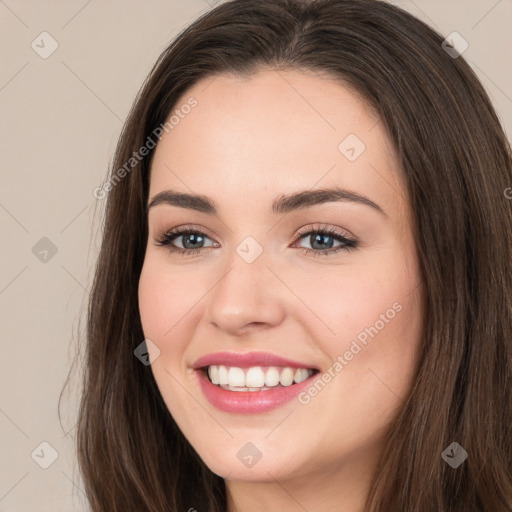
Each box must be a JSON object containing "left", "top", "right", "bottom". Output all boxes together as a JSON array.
[{"left": 154, "top": 223, "right": 358, "bottom": 257}]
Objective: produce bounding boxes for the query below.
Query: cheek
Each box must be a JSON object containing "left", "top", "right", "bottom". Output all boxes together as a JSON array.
[
  {"left": 138, "top": 258, "right": 204, "bottom": 341},
  {"left": 294, "top": 265, "right": 422, "bottom": 443},
  {"left": 137, "top": 260, "right": 200, "bottom": 418},
  {"left": 296, "top": 251, "right": 422, "bottom": 391},
  {"left": 288, "top": 260, "right": 415, "bottom": 344}
]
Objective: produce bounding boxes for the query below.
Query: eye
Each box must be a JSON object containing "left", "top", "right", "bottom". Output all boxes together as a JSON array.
[
  {"left": 154, "top": 225, "right": 217, "bottom": 256},
  {"left": 154, "top": 223, "right": 358, "bottom": 257},
  {"left": 292, "top": 224, "right": 358, "bottom": 256}
]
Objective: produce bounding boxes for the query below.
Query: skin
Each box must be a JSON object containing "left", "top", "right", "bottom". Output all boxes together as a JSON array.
[{"left": 138, "top": 68, "right": 424, "bottom": 512}]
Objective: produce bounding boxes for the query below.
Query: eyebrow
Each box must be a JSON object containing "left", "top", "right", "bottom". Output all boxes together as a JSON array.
[{"left": 147, "top": 186, "right": 388, "bottom": 218}]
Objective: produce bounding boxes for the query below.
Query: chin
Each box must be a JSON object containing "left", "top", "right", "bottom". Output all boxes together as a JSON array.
[{"left": 198, "top": 443, "right": 307, "bottom": 482}]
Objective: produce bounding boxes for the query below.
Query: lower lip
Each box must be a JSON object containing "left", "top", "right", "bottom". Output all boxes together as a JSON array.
[{"left": 195, "top": 368, "right": 320, "bottom": 414}]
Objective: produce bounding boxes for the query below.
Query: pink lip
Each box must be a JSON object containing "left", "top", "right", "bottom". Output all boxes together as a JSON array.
[
  {"left": 192, "top": 351, "right": 318, "bottom": 370},
  {"left": 194, "top": 367, "right": 321, "bottom": 414}
]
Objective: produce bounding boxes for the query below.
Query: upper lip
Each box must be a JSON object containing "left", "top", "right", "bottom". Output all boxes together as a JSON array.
[{"left": 192, "top": 351, "right": 319, "bottom": 370}]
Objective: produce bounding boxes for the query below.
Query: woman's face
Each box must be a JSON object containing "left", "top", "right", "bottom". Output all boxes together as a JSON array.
[{"left": 138, "top": 69, "right": 423, "bottom": 487}]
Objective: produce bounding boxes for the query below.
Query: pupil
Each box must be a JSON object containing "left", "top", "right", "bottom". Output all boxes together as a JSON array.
[
  {"left": 184, "top": 233, "right": 203, "bottom": 249},
  {"left": 312, "top": 233, "right": 333, "bottom": 250}
]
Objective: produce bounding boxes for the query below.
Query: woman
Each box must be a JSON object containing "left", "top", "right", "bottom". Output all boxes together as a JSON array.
[{"left": 74, "top": 0, "right": 512, "bottom": 510}]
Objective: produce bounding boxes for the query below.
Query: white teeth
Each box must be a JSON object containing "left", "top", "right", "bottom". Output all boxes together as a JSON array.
[
  {"left": 265, "top": 367, "right": 280, "bottom": 386},
  {"left": 279, "top": 367, "right": 294, "bottom": 386},
  {"left": 220, "top": 385, "right": 272, "bottom": 392},
  {"left": 218, "top": 365, "right": 229, "bottom": 385},
  {"left": 245, "top": 366, "right": 266, "bottom": 387},
  {"left": 293, "top": 368, "right": 310, "bottom": 384},
  {"left": 228, "top": 367, "right": 246, "bottom": 387},
  {"left": 206, "top": 365, "right": 315, "bottom": 390},
  {"left": 209, "top": 365, "right": 219, "bottom": 384}
]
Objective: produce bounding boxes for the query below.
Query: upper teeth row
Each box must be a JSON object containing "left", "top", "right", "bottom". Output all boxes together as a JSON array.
[{"left": 207, "top": 365, "right": 314, "bottom": 388}]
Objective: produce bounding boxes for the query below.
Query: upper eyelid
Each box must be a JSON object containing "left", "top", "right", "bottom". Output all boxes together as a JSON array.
[
  {"left": 294, "top": 223, "right": 354, "bottom": 239},
  {"left": 154, "top": 224, "right": 214, "bottom": 240}
]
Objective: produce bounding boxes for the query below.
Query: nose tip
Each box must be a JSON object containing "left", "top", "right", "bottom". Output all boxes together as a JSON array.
[
  {"left": 209, "top": 306, "right": 278, "bottom": 336},
  {"left": 204, "top": 262, "right": 286, "bottom": 336}
]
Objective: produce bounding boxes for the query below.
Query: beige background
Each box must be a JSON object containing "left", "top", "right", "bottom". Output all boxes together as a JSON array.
[{"left": 1, "top": 1, "right": 511, "bottom": 510}]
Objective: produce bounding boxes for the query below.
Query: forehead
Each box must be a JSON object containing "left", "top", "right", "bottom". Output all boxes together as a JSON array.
[{"left": 149, "top": 69, "right": 406, "bottom": 221}]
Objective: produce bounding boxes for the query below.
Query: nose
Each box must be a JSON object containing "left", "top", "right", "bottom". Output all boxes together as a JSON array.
[{"left": 204, "top": 250, "right": 286, "bottom": 336}]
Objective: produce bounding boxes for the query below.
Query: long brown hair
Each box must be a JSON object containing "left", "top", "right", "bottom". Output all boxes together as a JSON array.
[{"left": 67, "top": 0, "right": 512, "bottom": 510}]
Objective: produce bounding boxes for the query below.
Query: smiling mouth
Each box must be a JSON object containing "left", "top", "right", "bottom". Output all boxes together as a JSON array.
[{"left": 201, "top": 365, "right": 320, "bottom": 391}]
